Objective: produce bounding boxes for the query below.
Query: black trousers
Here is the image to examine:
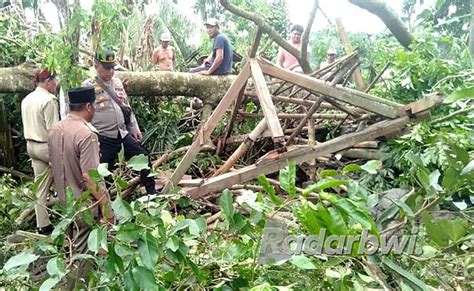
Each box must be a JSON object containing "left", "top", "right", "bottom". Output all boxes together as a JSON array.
[{"left": 98, "top": 134, "right": 156, "bottom": 194}]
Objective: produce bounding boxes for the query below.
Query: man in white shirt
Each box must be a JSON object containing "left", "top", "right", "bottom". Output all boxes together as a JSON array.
[{"left": 21, "top": 68, "right": 60, "bottom": 234}]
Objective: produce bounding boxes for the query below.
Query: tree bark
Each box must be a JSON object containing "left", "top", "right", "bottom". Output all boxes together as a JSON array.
[
  {"left": 470, "top": 0, "right": 474, "bottom": 66},
  {"left": 219, "top": 0, "right": 315, "bottom": 73},
  {"left": 349, "top": 0, "right": 413, "bottom": 49},
  {"left": 0, "top": 96, "right": 16, "bottom": 167},
  {"left": 0, "top": 63, "right": 236, "bottom": 105}
]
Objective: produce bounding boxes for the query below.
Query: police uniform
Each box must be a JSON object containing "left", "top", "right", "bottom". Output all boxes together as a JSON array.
[
  {"left": 82, "top": 49, "right": 157, "bottom": 194},
  {"left": 21, "top": 69, "right": 59, "bottom": 232}
]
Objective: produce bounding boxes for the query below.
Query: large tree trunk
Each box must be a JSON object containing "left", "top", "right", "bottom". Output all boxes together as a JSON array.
[
  {"left": 0, "top": 96, "right": 16, "bottom": 167},
  {"left": 0, "top": 63, "right": 236, "bottom": 105},
  {"left": 470, "top": 0, "right": 474, "bottom": 66},
  {"left": 349, "top": 0, "right": 413, "bottom": 49}
]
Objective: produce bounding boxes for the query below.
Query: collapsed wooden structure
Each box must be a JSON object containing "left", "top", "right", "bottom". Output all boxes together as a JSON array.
[{"left": 162, "top": 31, "right": 443, "bottom": 198}]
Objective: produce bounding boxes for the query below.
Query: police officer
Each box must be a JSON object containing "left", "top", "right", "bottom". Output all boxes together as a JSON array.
[
  {"left": 82, "top": 49, "right": 157, "bottom": 194},
  {"left": 21, "top": 68, "right": 60, "bottom": 235}
]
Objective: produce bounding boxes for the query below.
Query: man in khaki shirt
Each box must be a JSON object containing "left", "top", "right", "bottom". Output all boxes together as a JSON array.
[
  {"left": 48, "top": 86, "right": 113, "bottom": 288},
  {"left": 151, "top": 33, "right": 176, "bottom": 71},
  {"left": 21, "top": 68, "right": 59, "bottom": 234},
  {"left": 82, "top": 49, "right": 158, "bottom": 194}
]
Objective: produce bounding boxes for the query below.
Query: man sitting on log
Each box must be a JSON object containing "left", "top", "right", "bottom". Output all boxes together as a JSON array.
[{"left": 189, "top": 18, "right": 233, "bottom": 76}]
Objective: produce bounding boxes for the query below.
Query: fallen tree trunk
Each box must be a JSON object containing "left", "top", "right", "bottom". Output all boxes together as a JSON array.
[{"left": 0, "top": 63, "right": 237, "bottom": 105}]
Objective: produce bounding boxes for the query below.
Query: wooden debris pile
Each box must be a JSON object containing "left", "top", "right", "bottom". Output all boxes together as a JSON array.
[{"left": 159, "top": 35, "right": 443, "bottom": 200}]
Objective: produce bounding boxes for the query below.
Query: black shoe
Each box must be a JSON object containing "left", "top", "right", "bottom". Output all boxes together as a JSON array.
[{"left": 37, "top": 224, "right": 54, "bottom": 235}]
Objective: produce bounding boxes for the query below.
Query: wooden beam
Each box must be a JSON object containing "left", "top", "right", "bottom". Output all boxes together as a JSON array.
[
  {"left": 249, "top": 28, "right": 263, "bottom": 57},
  {"left": 163, "top": 63, "right": 251, "bottom": 192},
  {"left": 258, "top": 59, "right": 401, "bottom": 118},
  {"left": 250, "top": 59, "right": 284, "bottom": 143},
  {"left": 396, "top": 94, "right": 444, "bottom": 116},
  {"left": 238, "top": 111, "right": 360, "bottom": 120},
  {"left": 335, "top": 17, "right": 366, "bottom": 91},
  {"left": 286, "top": 97, "right": 324, "bottom": 145},
  {"left": 186, "top": 116, "right": 411, "bottom": 197}
]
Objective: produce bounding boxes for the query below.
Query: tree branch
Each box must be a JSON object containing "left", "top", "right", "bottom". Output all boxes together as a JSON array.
[
  {"left": 219, "top": 0, "right": 312, "bottom": 73},
  {"left": 349, "top": 0, "right": 413, "bottom": 49},
  {"left": 301, "top": 0, "right": 319, "bottom": 64}
]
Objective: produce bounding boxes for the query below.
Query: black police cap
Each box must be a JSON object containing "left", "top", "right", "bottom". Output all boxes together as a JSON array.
[
  {"left": 95, "top": 49, "right": 116, "bottom": 69},
  {"left": 68, "top": 87, "right": 96, "bottom": 104}
]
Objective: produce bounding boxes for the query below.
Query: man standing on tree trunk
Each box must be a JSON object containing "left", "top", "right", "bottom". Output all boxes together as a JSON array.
[
  {"left": 82, "top": 49, "right": 158, "bottom": 195},
  {"left": 151, "top": 32, "right": 176, "bottom": 71},
  {"left": 189, "top": 18, "right": 233, "bottom": 75},
  {"left": 21, "top": 68, "right": 60, "bottom": 235},
  {"left": 277, "top": 24, "right": 311, "bottom": 73}
]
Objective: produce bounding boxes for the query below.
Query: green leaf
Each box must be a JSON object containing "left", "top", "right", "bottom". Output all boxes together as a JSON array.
[
  {"left": 290, "top": 255, "right": 316, "bottom": 270},
  {"left": 128, "top": 154, "right": 150, "bottom": 171},
  {"left": 98, "top": 163, "right": 112, "bottom": 177},
  {"left": 87, "top": 228, "right": 101, "bottom": 254},
  {"left": 132, "top": 266, "right": 159, "bottom": 290},
  {"left": 116, "top": 223, "right": 143, "bottom": 243},
  {"left": 87, "top": 168, "right": 102, "bottom": 184},
  {"left": 360, "top": 160, "right": 382, "bottom": 174},
  {"left": 46, "top": 257, "right": 67, "bottom": 278},
  {"left": 257, "top": 175, "right": 282, "bottom": 205},
  {"left": 138, "top": 231, "right": 160, "bottom": 270},
  {"left": 333, "top": 198, "right": 376, "bottom": 232},
  {"left": 3, "top": 252, "right": 39, "bottom": 271},
  {"left": 342, "top": 164, "right": 362, "bottom": 175},
  {"left": 444, "top": 87, "right": 474, "bottom": 103},
  {"left": 166, "top": 236, "right": 180, "bottom": 252},
  {"left": 112, "top": 195, "right": 133, "bottom": 220},
  {"left": 279, "top": 162, "right": 296, "bottom": 197},
  {"left": 51, "top": 219, "right": 71, "bottom": 240},
  {"left": 220, "top": 189, "right": 234, "bottom": 222},
  {"left": 65, "top": 187, "right": 75, "bottom": 217},
  {"left": 124, "top": 269, "right": 138, "bottom": 290},
  {"left": 39, "top": 277, "right": 62, "bottom": 291},
  {"left": 442, "top": 166, "right": 461, "bottom": 189},
  {"left": 382, "top": 258, "right": 429, "bottom": 290},
  {"left": 393, "top": 201, "right": 414, "bottom": 217},
  {"left": 314, "top": 178, "right": 349, "bottom": 190},
  {"left": 320, "top": 169, "right": 339, "bottom": 178}
]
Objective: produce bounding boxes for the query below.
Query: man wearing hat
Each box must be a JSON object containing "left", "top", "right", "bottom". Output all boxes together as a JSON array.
[
  {"left": 277, "top": 24, "right": 311, "bottom": 73},
  {"left": 151, "top": 32, "right": 176, "bottom": 71},
  {"left": 189, "top": 18, "right": 233, "bottom": 75},
  {"left": 82, "top": 49, "right": 158, "bottom": 195},
  {"left": 320, "top": 48, "right": 338, "bottom": 68},
  {"left": 21, "top": 68, "right": 60, "bottom": 234},
  {"left": 48, "top": 86, "right": 113, "bottom": 287}
]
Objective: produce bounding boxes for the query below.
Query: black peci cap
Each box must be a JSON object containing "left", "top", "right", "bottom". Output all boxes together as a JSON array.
[
  {"left": 68, "top": 87, "right": 96, "bottom": 104},
  {"left": 95, "top": 48, "right": 116, "bottom": 69}
]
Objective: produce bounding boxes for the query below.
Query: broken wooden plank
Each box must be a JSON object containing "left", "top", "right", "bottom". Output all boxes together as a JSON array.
[
  {"left": 186, "top": 116, "right": 411, "bottom": 197},
  {"left": 213, "top": 118, "right": 267, "bottom": 177},
  {"left": 396, "top": 93, "right": 445, "bottom": 116},
  {"left": 238, "top": 111, "right": 362, "bottom": 120},
  {"left": 250, "top": 59, "right": 284, "bottom": 143},
  {"left": 335, "top": 17, "right": 366, "bottom": 91},
  {"left": 258, "top": 59, "right": 401, "bottom": 118},
  {"left": 163, "top": 63, "right": 251, "bottom": 192}
]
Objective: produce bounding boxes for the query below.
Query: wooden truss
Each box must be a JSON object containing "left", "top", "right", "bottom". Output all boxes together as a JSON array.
[{"left": 163, "top": 33, "right": 443, "bottom": 197}]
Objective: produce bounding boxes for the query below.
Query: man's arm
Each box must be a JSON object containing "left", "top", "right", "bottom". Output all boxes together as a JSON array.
[
  {"left": 277, "top": 48, "right": 285, "bottom": 67},
  {"left": 199, "top": 48, "right": 223, "bottom": 75},
  {"left": 44, "top": 98, "right": 59, "bottom": 130},
  {"left": 151, "top": 48, "right": 159, "bottom": 65},
  {"left": 79, "top": 133, "right": 113, "bottom": 222},
  {"left": 116, "top": 78, "right": 141, "bottom": 140}
]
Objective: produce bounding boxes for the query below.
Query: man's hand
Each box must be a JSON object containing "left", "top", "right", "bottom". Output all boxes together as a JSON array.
[
  {"left": 198, "top": 70, "right": 211, "bottom": 75},
  {"left": 100, "top": 204, "right": 115, "bottom": 224},
  {"left": 132, "top": 132, "right": 142, "bottom": 141}
]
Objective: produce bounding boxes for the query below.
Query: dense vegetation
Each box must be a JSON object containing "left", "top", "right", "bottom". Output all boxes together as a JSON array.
[{"left": 0, "top": 0, "right": 473, "bottom": 290}]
